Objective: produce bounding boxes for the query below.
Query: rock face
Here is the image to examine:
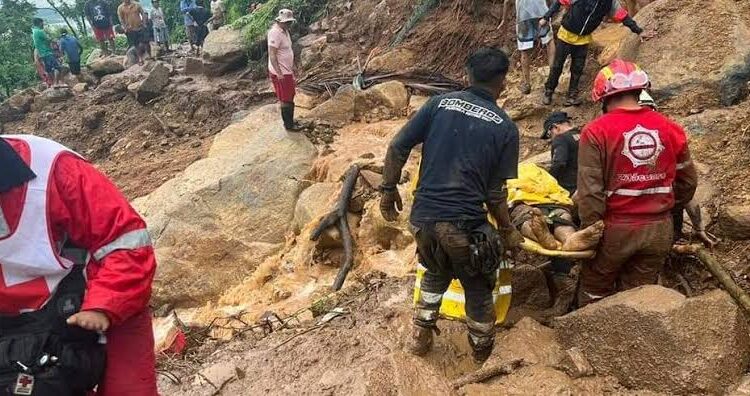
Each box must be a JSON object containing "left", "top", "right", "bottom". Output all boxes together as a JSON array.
[
  {"left": 307, "top": 82, "right": 410, "bottom": 125},
  {"left": 720, "top": 205, "right": 750, "bottom": 240},
  {"left": 202, "top": 29, "right": 247, "bottom": 76},
  {"left": 618, "top": 0, "right": 750, "bottom": 108},
  {"left": 555, "top": 286, "right": 750, "bottom": 394},
  {"left": 0, "top": 89, "right": 37, "bottom": 122},
  {"left": 88, "top": 56, "right": 125, "bottom": 77},
  {"left": 133, "top": 104, "right": 316, "bottom": 306},
  {"left": 367, "top": 48, "right": 417, "bottom": 72},
  {"left": 136, "top": 62, "right": 170, "bottom": 104}
]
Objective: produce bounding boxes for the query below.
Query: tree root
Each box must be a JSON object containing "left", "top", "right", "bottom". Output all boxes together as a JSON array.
[{"left": 310, "top": 164, "right": 361, "bottom": 291}]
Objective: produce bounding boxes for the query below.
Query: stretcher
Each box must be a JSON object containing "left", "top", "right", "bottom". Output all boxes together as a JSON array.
[
  {"left": 520, "top": 237, "right": 596, "bottom": 259},
  {"left": 412, "top": 238, "right": 594, "bottom": 325}
]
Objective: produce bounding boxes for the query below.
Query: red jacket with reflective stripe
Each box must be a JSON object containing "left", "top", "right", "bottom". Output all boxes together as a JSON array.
[
  {"left": 577, "top": 107, "right": 698, "bottom": 226},
  {"left": 0, "top": 139, "right": 156, "bottom": 325}
]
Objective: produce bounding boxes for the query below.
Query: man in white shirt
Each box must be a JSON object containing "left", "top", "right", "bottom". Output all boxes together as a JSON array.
[
  {"left": 498, "top": 0, "right": 556, "bottom": 95},
  {"left": 267, "top": 8, "right": 301, "bottom": 132}
]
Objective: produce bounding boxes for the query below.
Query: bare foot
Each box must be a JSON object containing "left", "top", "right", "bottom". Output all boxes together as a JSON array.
[
  {"left": 562, "top": 220, "right": 605, "bottom": 251},
  {"left": 530, "top": 214, "right": 561, "bottom": 250}
]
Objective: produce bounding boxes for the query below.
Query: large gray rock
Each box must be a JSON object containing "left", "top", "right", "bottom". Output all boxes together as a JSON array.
[
  {"left": 133, "top": 104, "right": 317, "bottom": 306},
  {"left": 88, "top": 56, "right": 125, "bottom": 77},
  {"left": 32, "top": 87, "right": 72, "bottom": 110},
  {"left": 555, "top": 286, "right": 750, "bottom": 394},
  {"left": 720, "top": 205, "right": 750, "bottom": 240},
  {"left": 202, "top": 29, "right": 247, "bottom": 76},
  {"left": 136, "top": 62, "right": 170, "bottom": 104}
]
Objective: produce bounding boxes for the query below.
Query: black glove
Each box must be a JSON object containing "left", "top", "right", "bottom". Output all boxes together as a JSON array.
[{"left": 379, "top": 187, "right": 403, "bottom": 222}]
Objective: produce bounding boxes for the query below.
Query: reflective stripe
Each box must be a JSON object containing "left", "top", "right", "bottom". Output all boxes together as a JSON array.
[
  {"left": 676, "top": 160, "right": 692, "bottom": 170},
  {"left": 93, "top": 229, "right": 152, "bottom": 261},
  {"left": 415, "top": 308, "right": 439, "bottom": 321},
  {"left": 420, "top": 291, "right": 443, "bottom": 305},
  {"left": 0, "top": 210, "right": 8, "bottom": 238},
  {"left": 497, "top": 285, "right": 513, "bottom": 295},
  {"left": 605, "top": 186, "right": 672, "bottom": 197},
  {"left": 442, "top": 290, "right": 466, "bottom": 303}
]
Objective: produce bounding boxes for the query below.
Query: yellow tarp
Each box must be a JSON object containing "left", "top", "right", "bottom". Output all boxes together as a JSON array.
[{"left": 507, "top": 163, "right": 573, "bottom": 207}]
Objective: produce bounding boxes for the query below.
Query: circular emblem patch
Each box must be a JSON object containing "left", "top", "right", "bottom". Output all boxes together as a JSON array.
[{"left": 622, "top": 125, "right": 664, "bottom": 167}]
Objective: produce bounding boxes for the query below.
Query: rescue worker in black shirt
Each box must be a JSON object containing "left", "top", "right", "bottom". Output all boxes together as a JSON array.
[
  {"left": 541, "top": 111, "right": 580, "bottom": 194},
  {"left": 379, "top": 47, "right": 524, "bottom": 364}
]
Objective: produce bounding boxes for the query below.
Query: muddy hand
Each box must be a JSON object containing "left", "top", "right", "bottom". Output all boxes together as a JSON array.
[
  {"left": 380, "top": 189, "right": 403, "bottom": 222},
  {"left": 67, "top": 310, "right": 110, "bottom": 332},
  {"left": 501, "top": 227, "right": 524, "bottom": 257}
]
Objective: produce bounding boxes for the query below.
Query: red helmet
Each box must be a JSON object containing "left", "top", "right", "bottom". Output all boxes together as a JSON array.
[{"left": 591, "top": 59, "right": 651, "bottom": 102}]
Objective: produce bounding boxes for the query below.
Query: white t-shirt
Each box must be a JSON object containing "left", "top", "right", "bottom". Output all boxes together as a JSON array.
[{"left": 267, "top": 23, "right": 294, "bottom": 76}]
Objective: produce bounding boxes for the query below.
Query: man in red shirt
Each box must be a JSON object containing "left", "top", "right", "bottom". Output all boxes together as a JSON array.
[
  {"left": 0, "top": 135, "right": 157, "bottom": 395},
  {"left": 576, "top": 60, "right": 698, "bottom": 306}
]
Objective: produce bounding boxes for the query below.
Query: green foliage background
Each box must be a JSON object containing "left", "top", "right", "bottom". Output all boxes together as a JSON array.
[{"left": 0, "top": 0, "right": 38, "bottom": 97}]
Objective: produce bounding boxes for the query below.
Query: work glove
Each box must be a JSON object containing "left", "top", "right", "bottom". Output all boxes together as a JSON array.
[
  {"left": 500, "top": 227, "right": 524, "bottom": 256},
  {"left": 379, "top": 187, "right": 403, "bottom": 222}
]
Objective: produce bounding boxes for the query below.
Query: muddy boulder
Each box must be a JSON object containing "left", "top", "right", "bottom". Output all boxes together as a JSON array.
[
  {"left": 367, "top": 48, "right": 417, "bottom": 72},
  {"left": 32, "top": 87, "right": 72, "bottom": 110},
  {"left": 720, "top": 205, "right": 750, "bottom": 240},
  {"left": 88, "top": 56, "right": 125, "bottom": 77},
  {"left": 136, "top": 62, "right": 170, "bottom": 104},
  {"left": 555, "top": 285, "right": 750, "bottom": 394},
  {"left": 306, "top": 85, "right": 357, "bottom": 126},
  {"left": 354, "top": 81, "right": 410, "bottom": 119},
  {"left": 202, "top": 29, "right": 247, "bottom": 76},
  {"left": 133, "top": 104, "right": 317, "bottom": 306},
  {"left": 0, "top": 88, "right": 37, "bottom": 123},
  {"left": 293, "top": 182, "right": 338, "bottom": 234}
]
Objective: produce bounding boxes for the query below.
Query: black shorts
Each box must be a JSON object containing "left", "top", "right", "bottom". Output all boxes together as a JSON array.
[
  {"left": 125, "top": 28, "right": 147, "bottom": 47},
  {"left": 69, "top": 60, "right": 81, "bottom": 75}
]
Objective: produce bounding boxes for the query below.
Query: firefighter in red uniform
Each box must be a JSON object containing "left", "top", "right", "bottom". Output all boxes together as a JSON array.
[
  {"left": 576, "top": 60, "right": 698, "bottom": 306},
  {"left": 0, "top": 134, "right": 157, "bottom": 395}
]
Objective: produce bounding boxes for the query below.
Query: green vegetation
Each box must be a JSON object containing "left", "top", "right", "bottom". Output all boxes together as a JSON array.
[
  {"left": 231, "top": 0, "right": 325, "bottom": 47},
  {"left": 0, "top": 0, "right": 38, "bottom": 97}
]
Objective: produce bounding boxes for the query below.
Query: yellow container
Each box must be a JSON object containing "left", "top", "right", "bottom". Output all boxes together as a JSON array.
[{"left": 412, "top": 261, "right": 513, "bottom": 325}]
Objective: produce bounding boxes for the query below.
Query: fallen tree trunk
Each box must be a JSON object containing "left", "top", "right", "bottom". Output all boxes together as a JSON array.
[
  {"left": 310, "top": 165, "right": 361, "bottom": 291},
  {"left": 673, "top": 244, "right": 750, "bottom": 314},
  {"left": 449, "top": 358, "right": 525, "bottom": 389}
]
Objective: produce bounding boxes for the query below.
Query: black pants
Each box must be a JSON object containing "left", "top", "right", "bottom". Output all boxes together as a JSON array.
[
  {"left": 413, "top": 220, "right": 496, "bottom": 348},
  {"left": 545, "top": 39, "right": 589, "bottom": 95}
]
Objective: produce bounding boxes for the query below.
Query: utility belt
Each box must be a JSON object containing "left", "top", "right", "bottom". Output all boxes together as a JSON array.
[
  {"left": 467, "top": 223, "right": 504, "bottom": 277},
  {"left": 0, "top": 264, "right": 106, "bottom": 396}
]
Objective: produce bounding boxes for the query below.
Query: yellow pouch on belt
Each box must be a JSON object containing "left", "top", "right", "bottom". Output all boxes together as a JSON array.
[{"left": 412, "top": 261, "right": 513, "bottom": 325}]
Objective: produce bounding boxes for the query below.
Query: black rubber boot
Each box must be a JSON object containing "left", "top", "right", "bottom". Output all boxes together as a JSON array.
[
  {"left": 564, "top": 90, "right": 583, "bottom": 106},
  {"left": 282, "top": 104, "right": 302, "bottom": 132},
  {"left": 407, "top": 325, "right": 435, "bottom": 356},
  {"left": 542, "top": 89, "right": 554, "bottom": 106},
  {"left": 469, "top": 336, "right": 494, "bottom": 364}
]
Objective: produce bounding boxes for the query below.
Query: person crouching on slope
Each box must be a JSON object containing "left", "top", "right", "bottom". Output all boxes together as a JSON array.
[
  {"left": 0, "top": 135, "right": 157, "bottom": 395},
  {"left": 576, "top": 60, "right": 698, "bottom": 306}
]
